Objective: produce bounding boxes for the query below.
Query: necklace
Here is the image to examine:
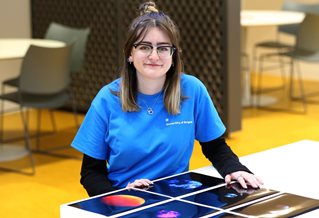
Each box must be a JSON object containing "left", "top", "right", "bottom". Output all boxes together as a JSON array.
[{"left": 140, "top": 93, "right": 162, "bottom": 115}]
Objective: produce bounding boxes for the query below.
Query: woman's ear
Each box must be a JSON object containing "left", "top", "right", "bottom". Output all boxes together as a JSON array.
[{"left": 128, "top": 56, "right": 133, "bottom": 64}]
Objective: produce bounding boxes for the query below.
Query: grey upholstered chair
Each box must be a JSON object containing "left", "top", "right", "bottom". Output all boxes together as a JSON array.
[
  {"left": 44, "top": 22, "right": 90, "bottom": 74},
  {"left": 0, "top": 44, "right": 74, "bottom": 163},
  {"left": 256, "top": 13, "right": 319, "bottom": 113},
  {"left": 44, "top": 22, "right": 90, "bottom": 126},
  {"left": 1, "top": 22, "right": 90, "bottom": 130}
]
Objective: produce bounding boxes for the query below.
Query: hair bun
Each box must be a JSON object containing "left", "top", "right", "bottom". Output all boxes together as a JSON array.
[{"left": 139, "top": 1, "right": 158, "bottom": 15}]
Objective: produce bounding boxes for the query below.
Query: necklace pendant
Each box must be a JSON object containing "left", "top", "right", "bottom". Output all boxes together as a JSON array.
[{"left": 147, "top": 107, "right": 153, "bottom": 115}]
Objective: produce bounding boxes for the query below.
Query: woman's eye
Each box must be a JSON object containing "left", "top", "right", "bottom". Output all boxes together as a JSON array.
[
  {"left": 139, "top": 45, "right": 151, "bottom": 51},
  {"left": 158, "top": 47, "right": 169, "bottom": 52}
]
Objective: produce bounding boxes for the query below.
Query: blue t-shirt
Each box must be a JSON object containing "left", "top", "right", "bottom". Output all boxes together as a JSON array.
[{"left": 71, "top": 74, "right": 225, "bottom": 188}]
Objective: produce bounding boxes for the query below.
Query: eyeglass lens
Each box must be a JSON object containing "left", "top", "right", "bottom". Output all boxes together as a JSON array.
[{"left": 134, "top": 44, "right": 175, "bottom": 58}]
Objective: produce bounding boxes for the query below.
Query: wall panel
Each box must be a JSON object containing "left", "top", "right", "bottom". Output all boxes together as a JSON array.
[{"left": 31, "top": 0, "right": 241, "bottom": 132}]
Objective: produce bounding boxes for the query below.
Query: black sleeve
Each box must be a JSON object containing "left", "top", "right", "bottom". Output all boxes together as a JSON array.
[
  {"left": 200, "top": 137, "right": 252, "bottom": 178},
  {"left": 80, "top": 154, "right": 115, "bottom": 196}
]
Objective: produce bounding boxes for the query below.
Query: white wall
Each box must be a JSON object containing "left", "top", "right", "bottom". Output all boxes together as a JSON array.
[
  {"left": 0, "top": 0, "right": 30, "bottom": 111},
  {"left": 242, "top": 0, "right": 319, "bottom": 10},
  {"left": 0, "top": 0, "right": 31, "bottom": 37}
]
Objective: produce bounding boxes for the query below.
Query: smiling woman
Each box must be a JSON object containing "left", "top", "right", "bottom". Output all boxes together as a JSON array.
[{"left": 71, "top": 1, "right": 263, "bottom": 197}]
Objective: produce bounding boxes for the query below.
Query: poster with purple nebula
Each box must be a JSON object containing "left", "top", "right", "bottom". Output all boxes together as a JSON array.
[
  {"left": 147, "top": 172, "right": 224, "bottom": 197},
  {"left": 120, "top": 199, "right": 216, "bottom": 218}
]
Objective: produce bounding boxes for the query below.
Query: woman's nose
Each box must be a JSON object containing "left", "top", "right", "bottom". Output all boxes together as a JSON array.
[{"left": 148, "top": 48, "right": 160, "bottom": 59}]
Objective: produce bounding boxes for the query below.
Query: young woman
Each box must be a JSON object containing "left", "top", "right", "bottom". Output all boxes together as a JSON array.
[{"left": 72, "top": 1, "right": 263, "bottom": 196}]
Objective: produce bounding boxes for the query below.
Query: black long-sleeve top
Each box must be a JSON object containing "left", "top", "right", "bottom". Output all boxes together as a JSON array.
[{"left": 80, "top": 137, "right": 251, "bottom": 196}]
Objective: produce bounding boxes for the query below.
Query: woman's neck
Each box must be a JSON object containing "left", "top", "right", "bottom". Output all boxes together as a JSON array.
[{"left": 137, "top": 77, "right": 165, "bottom": 95}]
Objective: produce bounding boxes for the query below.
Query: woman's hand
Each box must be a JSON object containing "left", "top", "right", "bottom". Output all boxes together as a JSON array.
[
  {"left": 126, "top": 179, "right": 153, "bottom": 190},
  {"left": 225, "top": 171, "right": 263, "bottom": 189}
]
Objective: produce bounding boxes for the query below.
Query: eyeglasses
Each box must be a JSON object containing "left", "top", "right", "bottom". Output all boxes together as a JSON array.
[{"left": 133, "top": 43, "right": 176, "bottom": 59}]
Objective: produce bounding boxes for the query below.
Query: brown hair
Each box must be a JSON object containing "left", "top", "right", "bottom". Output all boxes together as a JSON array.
[{"left": 119, "top": 1, "right": 183, "bottom": 115}]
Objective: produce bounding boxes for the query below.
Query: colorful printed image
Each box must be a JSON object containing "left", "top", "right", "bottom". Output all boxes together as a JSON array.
[
  {"left": 69, "top": 189, "right": 169, "bottom": 217},
  {"left": 120, "top": 199, "right": 216, "bottom": 218},
  {"left": 101, "top": 194, "right": 145, "bottom": 207},
  {"left": 167, "top": 179, "right": 202, "bottom": 189},
  {"left": 182, "top": 182, "right": 278, "bottom": 209},
  {"left": 157, "top": 209, "right": 181, "bottom": 218},
  {"left": 205, "top": 211, "right": 249, "bottom": 218},
  {"left": 148, "top": 172, "right": 224, "bottom": 197},
  {"left": 233, "top": 193, "right": 319, "bottom": 218}
]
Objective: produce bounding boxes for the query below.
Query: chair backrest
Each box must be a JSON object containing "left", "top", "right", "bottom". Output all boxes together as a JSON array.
[
  {"left": 44, "top": 22, "right": 90, "bottom": 73},
  {"left": 19, "top": 44, "right": 73, "bottom": 95},
  {"left": 296, "top": 13, "right": 319, "bottom": 52},
  {"left": 279, "top": 1, "right": 319, "bottom": 35}
]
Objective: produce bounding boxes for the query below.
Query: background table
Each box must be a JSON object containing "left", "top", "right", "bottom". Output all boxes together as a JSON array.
[
  {"left": 0, "top": 38, "right": 65, "bottom": 170},
  {"left": 240, "top": 10, "right": 305, "bottom": 107},
  {"left": 241, "top": 10, "right": 305, "bottom": 27},
  {"left": 0, "top": 38, "right": 65, "bottom": 60}
]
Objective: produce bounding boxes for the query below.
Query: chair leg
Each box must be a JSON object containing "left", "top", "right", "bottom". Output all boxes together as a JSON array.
[
  {"left": 288, "top": 59, "right": 307, "bottom": 113},
  {"left": 35, "top": 109, "right": 57, "bottom": 151},
  {"left": 17, "top": 106, "right": 36, "bottom": 175},
  {"left": 256, "top": 54, "right": 265, "bottom": 107},
  {"left": 289, "top": 59, "right": 294, "bottom": 100},
  {"left": 296, "top": 61, "right": 307, "bottom": 113},
  {"left": 35, "top": 109, "right": 42, "bottom": 150},
  {"left": 252, "top": 46, "right": 260, "bottom": 106},
  {"left": 278, "top": 50, "right": 287, "bottom": 89},
  {"left": 0, "top": 92, "right": 29, "bottom": 143},
  {"left": 0, "top": 105, "right": 35, "bottom": 175},
  {"left": 0, "top": 86, "right": 5, "bottom": 142},
  {"left": 49, "top": 110, "right": 57, "bottom": 133},
  {"left": 252, "top": 46, "right": 258, "bottom": 76},
  {"left": 0, "top": 84, "right": 24, "bottom": 143}
]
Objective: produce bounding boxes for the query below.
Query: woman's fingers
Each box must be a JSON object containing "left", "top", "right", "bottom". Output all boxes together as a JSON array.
[
  {"left": 225, "top": 171, "right": 264, "bottom": 189},
  {"left": 126, "top": 179, "right": 153, "bottom": 189}
]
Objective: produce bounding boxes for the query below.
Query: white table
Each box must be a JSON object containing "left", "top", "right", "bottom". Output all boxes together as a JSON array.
[
  {"left": 195, "top": 139, "right": 319, "bottom": 217},
  {"left": 0, "top": 38, "right": 65, "bottom": 60},
  {"left": 241, "top": 10, "right": 305, "bottom": 27},
  {"left": 240, "top": 10, "right": 305, "bottom": 107},
  {"left": 61, "top": 140, "right": 319, "bottom": 217},
  {"left": 0, "top": 38, "right": 65, "bottom": 170}
]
